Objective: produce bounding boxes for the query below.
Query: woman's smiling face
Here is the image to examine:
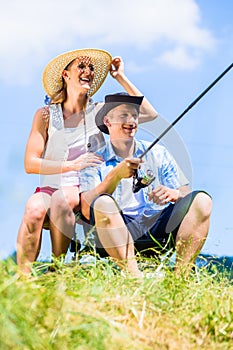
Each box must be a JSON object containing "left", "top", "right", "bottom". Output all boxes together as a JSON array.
[{"left": 63, "top": 56, "right": 95, "bottom": 92}]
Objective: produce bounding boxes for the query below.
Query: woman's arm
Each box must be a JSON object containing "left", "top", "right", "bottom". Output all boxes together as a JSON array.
[
  {"left": 24, "top": 107, "right": 51, "bottom": 174},
  {"left": 24, "top": 108, "right": 102, "bottom": 175},
  {"left": 110, "top": 56, "right": 158, "bottom": 123}
]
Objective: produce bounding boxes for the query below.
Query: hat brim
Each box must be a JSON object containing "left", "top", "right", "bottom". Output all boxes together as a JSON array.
[
  {"left": 95, "top": 98, "right": 143, "bottom": 134},
  {"left": 42, "top": 48, "right": 112, "bottom": 98}
]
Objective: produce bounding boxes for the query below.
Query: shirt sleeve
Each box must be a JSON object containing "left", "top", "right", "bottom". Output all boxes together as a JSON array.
[
  {"left": 158, "top": 148, "right": 189, "bottom": 188},
  {"left": 79, "top": 166, "right": 102, "bottom": 193}
]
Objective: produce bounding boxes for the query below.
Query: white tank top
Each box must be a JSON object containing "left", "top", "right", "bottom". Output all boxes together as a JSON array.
[{"left": 40, "top": 102, "right": 105, "bottom": 188}]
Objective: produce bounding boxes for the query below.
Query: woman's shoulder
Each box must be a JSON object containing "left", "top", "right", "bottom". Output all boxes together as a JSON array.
[
  {"left": 36, "top": 106, "right": 50, "bottom": 123},
  {"left": 36, "top": 103, "right": 63, "bottom": 123},
  {"left": 31, "top": 106, "right": 50, "bottom": 130}
]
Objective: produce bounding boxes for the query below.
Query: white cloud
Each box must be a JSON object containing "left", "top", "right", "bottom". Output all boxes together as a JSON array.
[
  {"left": 156, "top": 46, "right": 200, "bottom": 70},
  {"left": 0, "top": 0, "right": 217, "bottom": 85}
]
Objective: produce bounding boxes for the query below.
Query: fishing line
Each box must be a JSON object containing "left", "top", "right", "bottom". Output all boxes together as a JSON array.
[{"left": 133, "top": 63, "right": 233, "bottom": 193}]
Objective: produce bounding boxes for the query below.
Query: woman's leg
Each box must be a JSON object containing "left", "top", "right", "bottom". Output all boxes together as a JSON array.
[
  {"left": 17, "top": 192, "right": 51, "bottom": 274},
  {"left": 49, "top": 186, "right": 80, "bottom": 257}
]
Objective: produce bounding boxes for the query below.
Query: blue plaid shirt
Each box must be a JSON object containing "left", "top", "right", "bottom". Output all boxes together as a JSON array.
[{"left": 79, "top": 139, "right": 189, "bottom": 213}]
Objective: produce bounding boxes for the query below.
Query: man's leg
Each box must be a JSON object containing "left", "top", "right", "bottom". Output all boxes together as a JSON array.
[
  {"left": 93, "top": 195, "right": 142, "bottom": 277},
  {"left": 174, "top": 192, "right": 212, "bottom": 276},
  {"left": 49, "top": 186, "right": 80, "bottom": 257},
  {"left": 17, "top": 192, "right": 50, "bottom": 274}
]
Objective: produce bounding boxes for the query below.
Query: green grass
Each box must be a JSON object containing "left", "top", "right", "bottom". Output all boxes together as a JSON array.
[{"left": 0, "top": 254, "right": 232, "bottom": 350}]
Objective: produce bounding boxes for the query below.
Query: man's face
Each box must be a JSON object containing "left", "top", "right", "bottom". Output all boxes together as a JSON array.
[{"left": 104, "top": 104, "right": 139, "bottom": 140}]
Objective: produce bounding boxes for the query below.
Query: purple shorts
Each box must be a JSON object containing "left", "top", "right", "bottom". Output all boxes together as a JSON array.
[
  {"left": 34, "top": 186, "right": 80, "bottom": 230},
  {"left": 35, "top": 185, "right": 79, "bottom": 196},
  {"left": 35, "top": 186, "right": 58, "bottom": 196}
]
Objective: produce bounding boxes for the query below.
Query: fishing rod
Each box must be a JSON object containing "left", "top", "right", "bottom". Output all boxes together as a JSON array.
[{"left": 133, "top": 62, "right": 233, "bottom": 193}]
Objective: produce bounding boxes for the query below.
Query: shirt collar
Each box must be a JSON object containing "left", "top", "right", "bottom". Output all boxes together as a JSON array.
[
  {"left": 134, "top": 139, "right": 147, "bottom": 158},
  {"left": 104, "top": 140, "right": 122, "bottom": 162},
  {"left": 104, "top": 139, "right": 147, "bottom": 162}
]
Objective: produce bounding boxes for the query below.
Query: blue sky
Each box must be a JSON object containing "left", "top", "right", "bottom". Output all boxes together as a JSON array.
[{"left": 1, "top": 0, "right": 233, "bottom": 259}]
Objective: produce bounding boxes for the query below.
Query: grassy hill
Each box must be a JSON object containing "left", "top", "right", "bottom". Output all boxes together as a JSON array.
[{"left": 0, "top": 254, "right": 232, "bottom": 350}]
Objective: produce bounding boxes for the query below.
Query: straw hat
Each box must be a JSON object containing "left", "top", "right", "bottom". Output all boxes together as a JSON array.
[
  {"left": 42, "top": 48, "right": 112, "bottom": 97},
  {"left": 95, "top": 93, "right": 144, "bottom": 134}
]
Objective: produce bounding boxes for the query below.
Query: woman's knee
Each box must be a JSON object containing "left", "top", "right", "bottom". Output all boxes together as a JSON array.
[
  {"left": 25, "top": 199, "right": 47, "bottom": 223},
  {"left": 51, "top": 188, "right": 80, "bottom": 211}
]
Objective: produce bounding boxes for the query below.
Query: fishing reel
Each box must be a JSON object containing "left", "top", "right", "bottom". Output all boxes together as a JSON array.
[{"left": 132, "top": 169, "right": 155, "bottom": 193}]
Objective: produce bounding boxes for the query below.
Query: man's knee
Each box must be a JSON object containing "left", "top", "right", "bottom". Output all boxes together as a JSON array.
[
  {"left": 93, "top": 195, "right": 119, "bottom": 214},
  {"left": 93, "top": 195, "right": 120, "bottom": 226},
  {"left": 191, "top": 192, "right": 212, "bottom": 219}
]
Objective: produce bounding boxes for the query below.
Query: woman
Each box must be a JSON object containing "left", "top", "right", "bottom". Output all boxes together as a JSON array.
[{"left": 16, "top": 48, "right": 158, "bottom": 274}]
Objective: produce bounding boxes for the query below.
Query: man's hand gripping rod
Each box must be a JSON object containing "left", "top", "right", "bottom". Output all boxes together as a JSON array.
[{"left": 133, "top": 63, "right": 233, "bottom": 193}]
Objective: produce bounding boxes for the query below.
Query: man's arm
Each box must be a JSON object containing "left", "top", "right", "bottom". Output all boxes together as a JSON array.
[
  {"left": 178, "top": 185, "right": 191, "bottom": 198},
  {"left": 81, "top": 158, "right": 140, "bottom": 220},
  {"left": 148, "top": 185, "right": 191, "bottom": 205}
]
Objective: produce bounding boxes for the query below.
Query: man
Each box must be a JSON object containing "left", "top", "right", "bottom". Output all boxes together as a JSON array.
[{"left": 80, "top": 93, "right": 212, "bottom": 278}]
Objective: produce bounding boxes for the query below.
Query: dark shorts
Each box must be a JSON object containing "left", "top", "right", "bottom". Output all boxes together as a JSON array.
[{"left": 83, "top": 190, "right": 211, "bottom": 257}]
